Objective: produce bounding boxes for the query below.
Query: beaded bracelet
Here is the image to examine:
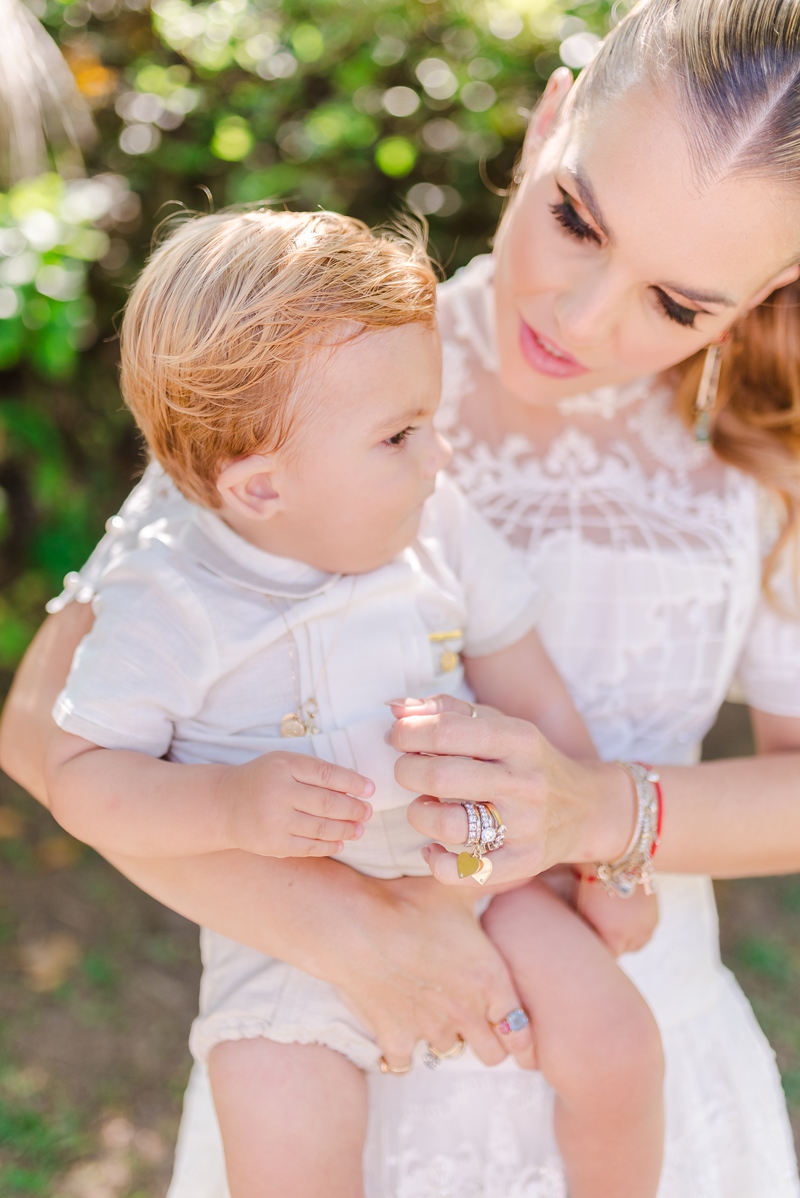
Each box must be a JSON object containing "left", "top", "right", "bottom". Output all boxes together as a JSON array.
[{"left": 593, "top": 762, "right": 663, "bottom": 898}]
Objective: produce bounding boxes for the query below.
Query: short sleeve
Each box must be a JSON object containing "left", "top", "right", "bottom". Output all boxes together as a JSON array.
[
  {"left": 46, "top": 462, "right": 191, "bottom": 614},
  {"left": 422, "top": 475, "right": 541, "bottom": 657},
  {"left": 737, "top": 539, "right": 800, "bottom": 717},
  {"left": 52, "top": 549, "right": 218, "bottom": 756}
]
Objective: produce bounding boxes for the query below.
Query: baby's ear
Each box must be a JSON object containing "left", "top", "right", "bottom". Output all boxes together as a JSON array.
[{"left": 216, "top": 454, "right": 282, "bottom": 520}]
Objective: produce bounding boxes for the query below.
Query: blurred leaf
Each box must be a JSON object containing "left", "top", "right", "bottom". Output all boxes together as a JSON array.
[{"left": 375, "top": 135, "right": 417, "bottom": 177}]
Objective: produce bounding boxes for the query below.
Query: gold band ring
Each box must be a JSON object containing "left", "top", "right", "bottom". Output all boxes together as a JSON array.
[
  {"left": 429, "top": 1033, "right": 466, "bottom": 1060},
  {"left": 467, "top": 702, "right": 478, "bottom": 718},
  {"left": 378, "top": 1056, "right": 413, "bottom": 1075},
  {"left": 484, "top": 801, "right": 503, "bottom": 827}
]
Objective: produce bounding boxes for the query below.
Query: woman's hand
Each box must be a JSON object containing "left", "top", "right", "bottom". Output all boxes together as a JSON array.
[
  {"left": 322, "top": 872, "right": 536, "bottom": 1072},
  {"left": 389, "top": 696, "right": 635, "bottom": 886}
]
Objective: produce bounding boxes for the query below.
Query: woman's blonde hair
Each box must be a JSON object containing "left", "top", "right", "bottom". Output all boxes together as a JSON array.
[
  {"left": 119, "top": 209, "right": 438, "bottom": 507},
  {"left": 576, "top": 0, "right": 800, "bottom": 589}
]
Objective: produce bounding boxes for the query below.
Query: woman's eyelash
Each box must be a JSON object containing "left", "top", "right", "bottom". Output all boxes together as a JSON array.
[
  {"left": 549, "top": 193, "right": 601, "bottom": 246},
  {"left": 550, "top": 187, "right": 701, "bottom": 331},
  {"left": 653, "top": 289, "right": 699, "bottom": 329},
  {"left": 385, "top": 426, "right": 416, "bottom": 447}
]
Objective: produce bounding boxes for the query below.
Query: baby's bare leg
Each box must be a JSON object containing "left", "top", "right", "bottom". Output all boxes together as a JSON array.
[
  {"left": 208, "top": 1038, "right": 367, "bottom": 1198},
  {"left": 483, "top": 881, "right": 665, "bottom": 1198}
]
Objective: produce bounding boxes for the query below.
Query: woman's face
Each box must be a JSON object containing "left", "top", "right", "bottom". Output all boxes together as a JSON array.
[{"left": 493, "top": 75, "right": 800, "bottom": 405}]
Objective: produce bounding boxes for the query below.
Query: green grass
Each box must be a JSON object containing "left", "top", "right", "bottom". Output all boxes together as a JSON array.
[{"left": 0, "top": 1098, "right": 86, "bottom": 1197}]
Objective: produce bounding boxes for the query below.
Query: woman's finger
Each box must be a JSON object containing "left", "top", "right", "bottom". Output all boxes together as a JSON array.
[
  {"left": 386, "top": 694, "right": 478, "bottom": 719},
  {"left": 375, "top": 1030, "right": 417, "bottom": 1075},
  {"left": 421, "top": 842, "right": 535, "bottom": 890},
  {"left": 455, "top": 1014, "right": 508, "bottom": 1067},
  {"left": 293, "top": 812, "right": 365, "bottom": 843},
  {"left": 420, "top": 842, "right": 470, "bottom": 884},
  {"left": 397, "top": 752, "right": 515, "bottom": 802},
  {"left": 485, "top": 1000, "right": 537, "bottom": 1071},
  {"left": 392, "top": 709, "right": 527, "bottom": 761},
  {"left": 409, "top": 797, "right": 470, "bottom": 846}
]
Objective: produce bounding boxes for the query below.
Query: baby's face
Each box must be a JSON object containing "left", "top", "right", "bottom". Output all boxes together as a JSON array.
[{"left": 274, "top": 323, "right": 450, "bottom": 574}]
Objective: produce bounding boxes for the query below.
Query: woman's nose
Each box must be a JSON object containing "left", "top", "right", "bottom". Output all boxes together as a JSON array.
[{"left": 554, "top": 269, "right": 625, "bottom": 348}]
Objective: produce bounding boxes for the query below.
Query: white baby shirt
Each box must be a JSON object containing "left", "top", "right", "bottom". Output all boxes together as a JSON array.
[{"left": 53, "top": 474, "right": 539, "bottom": 878}]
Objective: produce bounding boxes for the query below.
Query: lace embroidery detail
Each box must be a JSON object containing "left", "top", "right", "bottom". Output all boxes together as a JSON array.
[
  {"left": 556, "top": 376, "right": 651, "bottom": 420},
  {"left": 627, "top": 384, "right": 712, "bottom": 473}
]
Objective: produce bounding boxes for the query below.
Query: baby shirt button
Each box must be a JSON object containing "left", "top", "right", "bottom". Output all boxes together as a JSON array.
[{"left": 105, "top": 515, "right": 125, "bottom": 535}]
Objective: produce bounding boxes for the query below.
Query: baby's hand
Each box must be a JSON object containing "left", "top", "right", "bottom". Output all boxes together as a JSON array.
[
  {"left": 219, "top": 752, "right": 374, "bottom": 858},
  {"left": 575, "top": 873, "right": 659, "bottom": 957}
]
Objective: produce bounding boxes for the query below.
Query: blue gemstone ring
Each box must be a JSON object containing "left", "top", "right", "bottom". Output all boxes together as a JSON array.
[{"left": 493, "top": 1007, "right": 529, "bottom": 1035}]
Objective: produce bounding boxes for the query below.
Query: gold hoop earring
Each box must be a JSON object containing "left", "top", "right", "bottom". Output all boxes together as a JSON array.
[{"left": 694, "top": 341, "right": 724, "bottom": 443}]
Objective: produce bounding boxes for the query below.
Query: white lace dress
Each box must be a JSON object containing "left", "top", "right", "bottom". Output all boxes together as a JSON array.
[{"left": 56, "top": 256, "right": 800, "bottom": 1197}]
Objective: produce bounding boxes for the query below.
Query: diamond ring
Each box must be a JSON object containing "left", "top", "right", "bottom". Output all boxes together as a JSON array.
[{"left": 422, "top": 1034, "right": 466, "bottom": 1070}]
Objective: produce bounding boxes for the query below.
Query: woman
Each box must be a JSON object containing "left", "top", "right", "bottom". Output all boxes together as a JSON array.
[{"left": 3, "top": 0, "right": 800, "bottom": 1193}]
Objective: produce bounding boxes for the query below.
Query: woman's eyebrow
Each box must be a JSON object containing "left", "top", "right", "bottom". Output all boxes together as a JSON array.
[
  {"left": 563, "top": 164, "right": 612, "bottom": 240},
  {"left": 656, "top": 281, "right": 737, "bottom": 308},
  {"left": 564, "top": 163, "right": 737, "bottom": 308}
]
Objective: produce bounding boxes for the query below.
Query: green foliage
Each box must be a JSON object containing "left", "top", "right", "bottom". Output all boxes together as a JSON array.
[
  {"left": 0, "top": 173, "right": 118, "bottom": 379},
  {"left": 0, "top": 1096, "right": 86, "bottom": 1195},
  {"left": 0, "top": 0, "right": 618, "bottom": 671}
]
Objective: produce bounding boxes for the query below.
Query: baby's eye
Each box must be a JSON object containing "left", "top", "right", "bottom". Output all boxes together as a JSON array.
[{"left": 385, "top": 426, "right": 416, "bottom": 447}]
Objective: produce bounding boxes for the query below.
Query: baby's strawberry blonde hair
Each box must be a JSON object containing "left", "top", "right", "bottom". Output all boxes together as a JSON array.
[{"left": 119, "top": 209, "right": 438, "bottom": 507}]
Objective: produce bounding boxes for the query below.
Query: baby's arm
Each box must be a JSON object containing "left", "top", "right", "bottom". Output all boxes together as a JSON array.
[
  {"left": 464, "top": 627, "right": 595, "bottom": 759},
  {"left": 45, "top": 732, "right": 373, "bottom": 859},
  {"left": 45, "top": 555, "right": 372, "bottom": 860}
]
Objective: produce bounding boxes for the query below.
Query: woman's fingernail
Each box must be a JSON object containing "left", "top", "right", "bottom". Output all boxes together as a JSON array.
[
  {"left": 353, "top": 823, "right": 364, "bottom": 839},
  {"left": 385, "top": 697, "right": 425, "bottom": 707}
]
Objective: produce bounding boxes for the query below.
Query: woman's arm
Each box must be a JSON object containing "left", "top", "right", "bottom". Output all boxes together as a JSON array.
[
  {"left": 0, "top": 600, "right": 95, "bottom": 804},
  {"left": 0, "top": 609, "right": 535, "bottom": 1070},
  {"left": 389, "top": 696, "right": 800, "bottom": 883}
]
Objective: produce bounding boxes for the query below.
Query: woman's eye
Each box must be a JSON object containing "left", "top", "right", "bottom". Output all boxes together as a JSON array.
[
  {"left": 653, "top": 288, "right": 698, "bottom": 329},
  {"left": 549, "top": 191, "right": 601, "bottom": 246},
  {"left": 385, "top": 426, "right": 415, "bottom": 447}
]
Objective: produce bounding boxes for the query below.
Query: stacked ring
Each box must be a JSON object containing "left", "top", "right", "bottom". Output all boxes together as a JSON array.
[{"left": 457, "top": 801, "right": 507, "bottom": 884}]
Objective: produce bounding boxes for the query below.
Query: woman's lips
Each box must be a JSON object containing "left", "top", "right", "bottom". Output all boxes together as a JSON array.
[{"left": 519, "top": 320, "right": 588, "bottom": 379}]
